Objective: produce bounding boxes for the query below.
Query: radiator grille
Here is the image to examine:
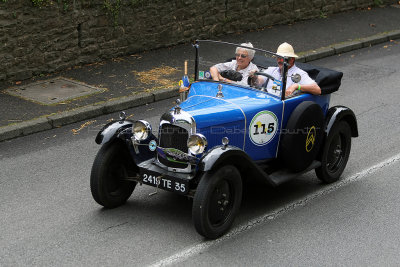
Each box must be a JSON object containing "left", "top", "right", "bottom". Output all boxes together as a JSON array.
[{"left": 158, "top": 124, "right": 189, "bottom": 168}]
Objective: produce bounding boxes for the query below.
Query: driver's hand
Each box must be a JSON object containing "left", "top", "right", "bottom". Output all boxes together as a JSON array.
[
  {"left": 249, "top": 75, "right": 258, "bottom": 87},
  {"left": 285, "top": 84, "right": 297, "bottom": 97},
  {"left": 249, "top": 70, "right": 259, "bottom": 87}
]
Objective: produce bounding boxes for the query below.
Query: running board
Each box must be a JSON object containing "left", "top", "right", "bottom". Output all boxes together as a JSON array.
[{"left": 268, "top": 160, "right": 321, "bottom": 186}]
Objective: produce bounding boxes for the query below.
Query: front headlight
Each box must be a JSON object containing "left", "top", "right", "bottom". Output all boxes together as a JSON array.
[
  {"left": 133, "top": 120, "right": 152, "bottom": 141},
  {"left": 187, "top": 134, "right": 207, "bottom": 155}
]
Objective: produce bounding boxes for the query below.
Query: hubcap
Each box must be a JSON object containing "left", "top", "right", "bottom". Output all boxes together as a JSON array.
[{"left": 327, "top": 133, "right": 345, "bottom": 173}]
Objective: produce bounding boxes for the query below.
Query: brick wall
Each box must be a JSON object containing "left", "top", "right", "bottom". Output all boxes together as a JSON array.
[{"left": 0, "top": 0, "right": 396, "bottom": 83}]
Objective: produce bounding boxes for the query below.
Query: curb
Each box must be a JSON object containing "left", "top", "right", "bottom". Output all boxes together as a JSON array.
[
  {"left": 1, "top": 29, "right": 400, "bottom": 142},
  {"left": 297, "top": 29, "right": 400, "bottom": 62},
  {"left": 0, "top": 89, "right": 178, "bottom": 142}
]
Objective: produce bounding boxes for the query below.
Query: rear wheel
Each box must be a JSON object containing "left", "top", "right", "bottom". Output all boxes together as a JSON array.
[
  {"left": 90, "top": 141, "right": 137, "bottom": 208},
  {"left": 192, "top": 165, "right": 242, "bottom": 239},
  {"left": 316, "top": 121, "right": 352, "bottom": 183}
]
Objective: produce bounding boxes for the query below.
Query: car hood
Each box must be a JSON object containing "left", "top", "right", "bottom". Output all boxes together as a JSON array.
[
  {"left": 180, "top": 95, "right": 245, "bottom": 129},
  {"left": 180, "top": 81, "right": 281, "bottom": 129}
]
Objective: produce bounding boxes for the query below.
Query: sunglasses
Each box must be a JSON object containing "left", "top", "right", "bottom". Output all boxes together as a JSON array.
[{"left": 235, "top": 53, "right": 247, "bottom": 58}]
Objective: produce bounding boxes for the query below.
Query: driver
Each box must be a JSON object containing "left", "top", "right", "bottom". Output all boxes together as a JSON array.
[
  {"left": 253, "top": 42, "right": 321, "bottom": 97},
  {"left": 210, "top": 42, "right": 259, "bottom": 86}
]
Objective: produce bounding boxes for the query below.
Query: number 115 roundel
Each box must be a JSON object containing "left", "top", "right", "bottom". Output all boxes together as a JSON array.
[{"left": 249, "top": 110, "right": 278, "bottom": 146}]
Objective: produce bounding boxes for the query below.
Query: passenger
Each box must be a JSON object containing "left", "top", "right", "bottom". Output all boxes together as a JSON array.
[
  {"left": 210, "top": 42, "right": 259, "bottom": 86},
  {"left": 253, "top": 42, "right": 321, "bottom": 97}
]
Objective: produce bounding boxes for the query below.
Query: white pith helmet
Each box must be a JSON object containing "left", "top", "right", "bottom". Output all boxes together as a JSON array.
[{"left": 276, "top": 42, "right": 298, "bottom": 58}]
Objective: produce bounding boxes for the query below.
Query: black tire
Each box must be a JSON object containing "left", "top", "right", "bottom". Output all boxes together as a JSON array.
[
  {"left": 90, "top": 141, "right": 137, "bottom": 208},
  {"left": 315, "top": 121, "right": 352, "bottom": 183},
  {"left": 192, "top": 165, "right": 242, "bottom": 239}
]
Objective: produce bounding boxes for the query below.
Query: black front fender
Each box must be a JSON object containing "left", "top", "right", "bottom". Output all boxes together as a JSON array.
[
  {"left": 95, "top": 120, "right": 134, "bottom": 145},
  {"left": 198, "top": 145, "right": 277, "bottom": 186},
  {"left": 199, "top": 145, "right": 256, "bottom": 172},
  {"left": 95, "top": 119, "right": 157, "bottom": 164},
  {"left": 325, "top": 106, "right": 358, "bottom": 137},
  {"left": 198, "top": 145, "right": 320, "bottom": 187}
]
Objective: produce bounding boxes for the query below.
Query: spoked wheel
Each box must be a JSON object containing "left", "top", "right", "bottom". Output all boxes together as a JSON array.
[
  {"left": 90, "top": 141, "right": 137, "bottom": 208},
  {"left": 192, "top": 165, "right": 242, "bottom": 239},
  {"left": 316, "top": 121, "right": 352, "bottom": 183}
]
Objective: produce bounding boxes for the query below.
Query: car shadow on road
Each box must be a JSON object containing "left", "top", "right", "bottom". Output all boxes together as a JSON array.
[
  {"left": 88, "top": 172, "right": 328, "bottom": 240},
  {"left": 237, "top": 173, "right": 325, "bottom": 224}
]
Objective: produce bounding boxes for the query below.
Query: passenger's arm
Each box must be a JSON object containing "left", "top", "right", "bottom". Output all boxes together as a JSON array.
[
  {"left": 210, "top": 66, "right": 235, "bottom": 83},
  {"left": 210, "top": 66, "right": 221, "bottom": 81},
  {"left": 285, "top": 82, "right": 321, "bottom": 97}
]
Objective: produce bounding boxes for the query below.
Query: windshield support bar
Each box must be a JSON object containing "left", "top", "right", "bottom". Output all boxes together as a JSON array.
[
  {"left": 194, "top": 41, "right": 199, "bottom": 81},
  {"left": 281, "top": 58, "right": 289, "bottom": 101}
]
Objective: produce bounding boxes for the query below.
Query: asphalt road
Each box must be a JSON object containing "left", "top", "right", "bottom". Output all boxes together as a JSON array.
[{"left": 1, "top": 41, "right": 400, "bottom": 266}]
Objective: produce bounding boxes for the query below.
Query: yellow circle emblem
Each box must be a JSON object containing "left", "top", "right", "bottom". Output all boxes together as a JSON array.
[{"left": 305, "top": 126, "right": 316, "bottom": 152}]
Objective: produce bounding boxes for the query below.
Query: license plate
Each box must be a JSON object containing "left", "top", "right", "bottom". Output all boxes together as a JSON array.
[{"left": 141, "top": 171, "right": 189, "bottom": 195}]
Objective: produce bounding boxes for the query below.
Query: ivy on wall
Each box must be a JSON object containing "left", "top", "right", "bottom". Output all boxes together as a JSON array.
[
  {"left": 31, "top": 0, "right": 48, "bottom": 6},
  {"left": 103, "top": 0, "right": 121, "bottom": 26},
  {"left": 103, "top": 0, "right": 145, "bottom": 25}
]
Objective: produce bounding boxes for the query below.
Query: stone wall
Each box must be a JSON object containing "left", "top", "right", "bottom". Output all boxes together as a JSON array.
[{"left": 0, "top": 0, "right": 396, "bottom": 84}]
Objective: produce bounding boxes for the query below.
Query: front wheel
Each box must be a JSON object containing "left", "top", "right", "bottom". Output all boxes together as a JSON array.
[
  {"left": 315, "top": 121, "right": 352, "bottom": 183},
  {"left": 192, "top": 165, "right": 242, "bottom": 239},
  {"left": 90, "top": 141, "right": 137, "bottom": 208}
]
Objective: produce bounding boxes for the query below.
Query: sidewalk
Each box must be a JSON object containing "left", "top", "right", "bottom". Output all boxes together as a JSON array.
[{"left": 1, "top": 4, "right": 400, "bottom": 142}]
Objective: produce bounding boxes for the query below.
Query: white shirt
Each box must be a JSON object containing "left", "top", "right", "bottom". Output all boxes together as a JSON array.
[
  {"left": 261, "top": 64, "right": 316, "bottom": 97},
  {"left": 214, "top": 60, "right": 259, "bottom": 86}
]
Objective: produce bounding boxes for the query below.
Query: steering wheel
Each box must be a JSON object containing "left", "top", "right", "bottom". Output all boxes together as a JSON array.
[
  {"left": 254, "top": 72, "right": 279, "bottom": 91},
  {"left": 254, "top": 72, "right": 276, "bottom": 81}
]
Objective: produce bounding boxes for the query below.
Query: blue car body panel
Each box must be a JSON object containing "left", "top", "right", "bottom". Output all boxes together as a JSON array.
[{"left": 178, "top": 81, "right": 330, "bottom": 161}]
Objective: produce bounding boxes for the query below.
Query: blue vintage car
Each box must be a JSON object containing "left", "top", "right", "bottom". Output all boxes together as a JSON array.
[{"left": 90, "top": 40, "right": 358, "bottom": 239}]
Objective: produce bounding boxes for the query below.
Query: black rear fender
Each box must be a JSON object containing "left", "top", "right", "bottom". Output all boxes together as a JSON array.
[{"left": 325, "top": 106, "right": 358, "bottom": 137}]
